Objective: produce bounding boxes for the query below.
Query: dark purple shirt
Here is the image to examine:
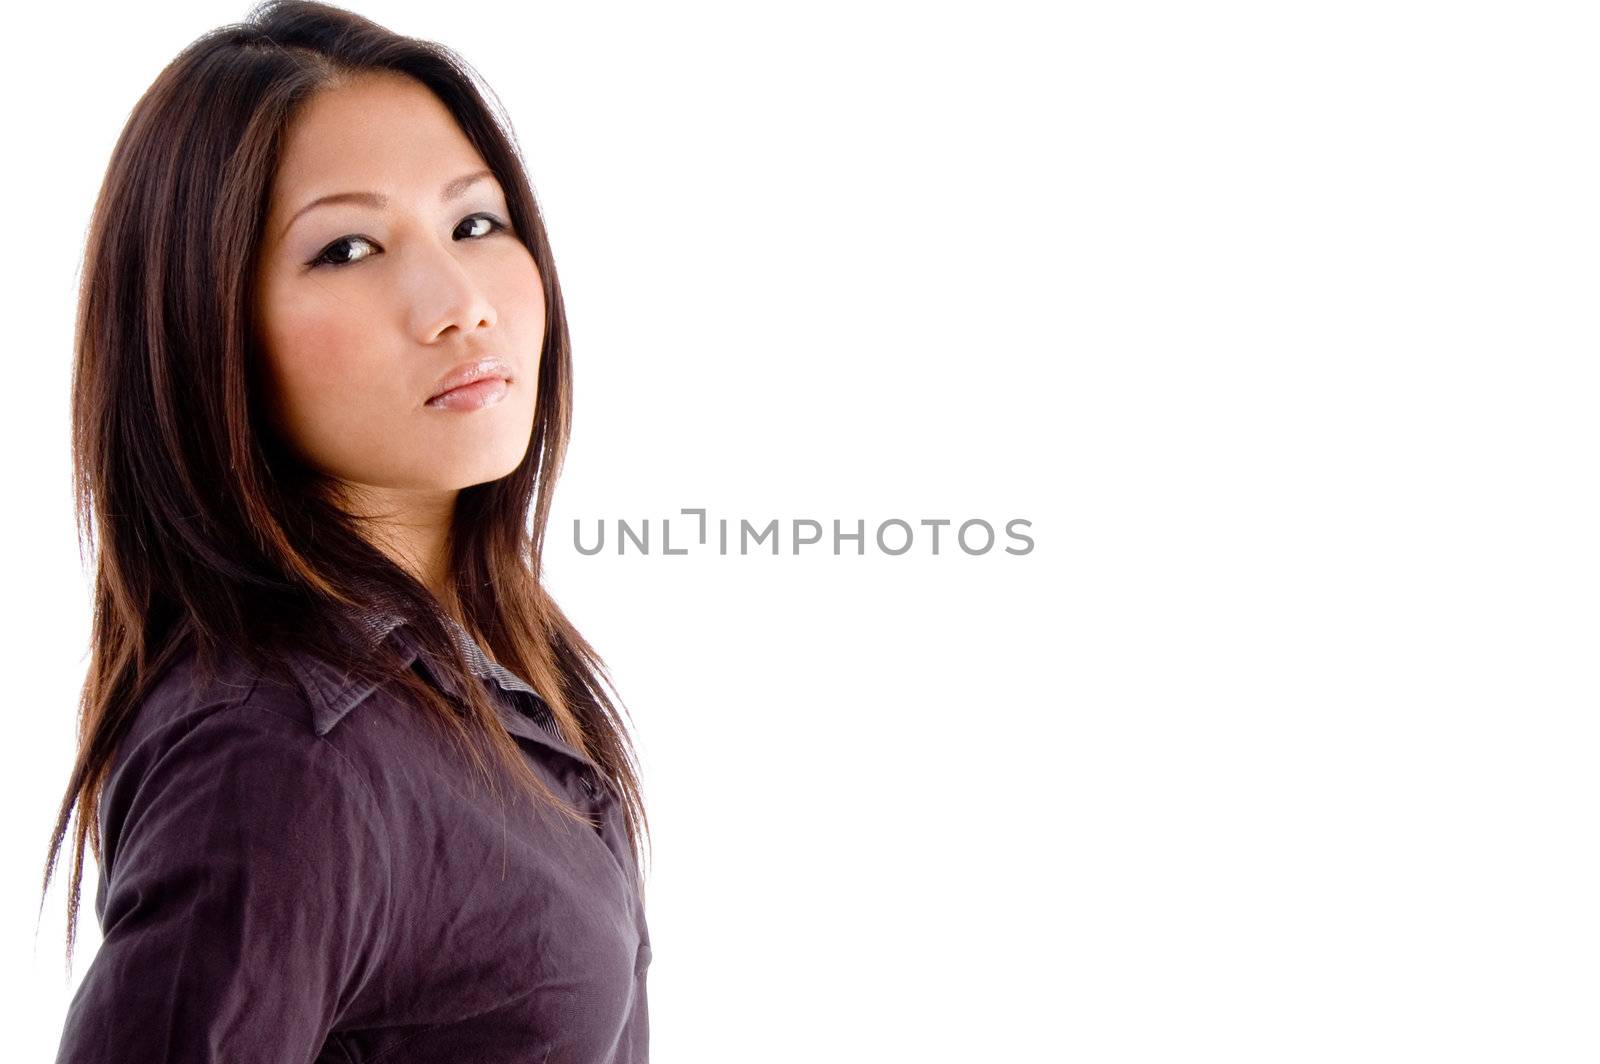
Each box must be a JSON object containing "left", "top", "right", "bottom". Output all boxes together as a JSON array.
[{"left": 55, "top": 608, "right": 651, "bottom": 1063}]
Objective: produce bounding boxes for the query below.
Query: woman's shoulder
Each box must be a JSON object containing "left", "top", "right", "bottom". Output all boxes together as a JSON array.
[
  {"left": 102, "top": 637, "right": 398, "bottom": 882},
  {"left": 108, "top": 635, "right": 403, "bottom": 830},
  {"left": 124, "top": 638, "right": 329, "bottom": 747}
]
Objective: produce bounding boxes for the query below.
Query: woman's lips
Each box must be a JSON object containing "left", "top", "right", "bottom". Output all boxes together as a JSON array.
[
  {"left": 424, "top": 377, "right": 510, "bottom": 411},
  {"left": 424, "top": 355, "right": 515, "bottom": 406}
]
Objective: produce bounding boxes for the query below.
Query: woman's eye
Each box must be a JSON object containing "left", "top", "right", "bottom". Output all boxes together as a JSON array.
[
  {"left": 456, "top": 213, "right": 506, "bottom": 240},
  {"left": 307, "top": 212, "right": 509, "bottom": 269},
  {"left": 310, "top": 234, "right": 378, "bottom": 268}
]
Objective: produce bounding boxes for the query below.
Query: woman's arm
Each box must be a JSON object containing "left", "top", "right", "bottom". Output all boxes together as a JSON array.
[{"left": 55, "top": 701, "right": 394, "bottom": 1064}]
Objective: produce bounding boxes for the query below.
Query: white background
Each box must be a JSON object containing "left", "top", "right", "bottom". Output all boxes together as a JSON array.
[{"left": 3, "top": 1, "right": 1597, "bottom": 1060}]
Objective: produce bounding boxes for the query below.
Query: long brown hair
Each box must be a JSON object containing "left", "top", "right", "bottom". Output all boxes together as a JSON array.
[{"left": 39, "top": 0, "right": 650, "bottom": 968}]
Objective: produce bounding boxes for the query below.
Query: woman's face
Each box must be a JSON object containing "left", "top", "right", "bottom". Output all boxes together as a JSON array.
[{"left": 253, "top": 72, "right": 544, "bottom": 495}]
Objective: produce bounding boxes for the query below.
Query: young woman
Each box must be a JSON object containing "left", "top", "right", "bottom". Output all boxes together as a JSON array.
[{"left": 41, "top": 2, "right": 651, "bottom": 1060}]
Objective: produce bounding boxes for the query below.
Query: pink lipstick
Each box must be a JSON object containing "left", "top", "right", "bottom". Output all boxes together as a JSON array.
[{"left": 425, "top": 356, "right": 513, "bottom": 411}]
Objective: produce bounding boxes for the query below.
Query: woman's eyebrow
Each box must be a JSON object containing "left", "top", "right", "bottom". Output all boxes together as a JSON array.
[{"left": 279, "top": 169, "right": 497, "bottom": 240}]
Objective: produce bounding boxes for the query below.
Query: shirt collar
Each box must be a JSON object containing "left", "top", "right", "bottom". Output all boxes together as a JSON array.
[
  {"left": 283, "top": 604, "right": 427, "bottom": 735},
  {"left": 285, "top": 602, "right": 592, "bottom": 768}
]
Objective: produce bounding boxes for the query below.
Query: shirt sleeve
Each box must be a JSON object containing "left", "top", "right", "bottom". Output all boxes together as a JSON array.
[{"left": 54, "top": 701, "right": 394, "bottom": 1064}]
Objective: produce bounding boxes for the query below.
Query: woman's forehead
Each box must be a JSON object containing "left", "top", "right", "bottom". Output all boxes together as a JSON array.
[{"left": 267, "top": 81, "right": 495, "bottom": 231}]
